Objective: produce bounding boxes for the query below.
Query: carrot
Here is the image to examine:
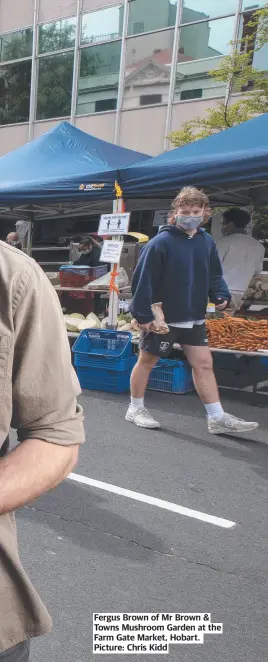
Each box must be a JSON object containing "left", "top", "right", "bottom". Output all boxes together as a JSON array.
[{"left": 206, "top": 315, "right": 268, "bottom": 351}]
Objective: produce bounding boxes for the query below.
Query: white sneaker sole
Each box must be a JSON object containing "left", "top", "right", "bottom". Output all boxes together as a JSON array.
[
  {"left": 125, "top": 413, "right": 161, "bottom": 429},
  {"left": 209, "top": 423, "right": 259, "bottom": 435}
]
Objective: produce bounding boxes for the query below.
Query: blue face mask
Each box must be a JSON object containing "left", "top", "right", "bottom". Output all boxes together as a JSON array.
[{"left": 175, "top": 215, "right": 203, "bottom": 231}]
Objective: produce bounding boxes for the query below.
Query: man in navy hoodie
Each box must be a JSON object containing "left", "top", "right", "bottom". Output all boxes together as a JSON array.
[{"left": 126, "top": 187, "right": 258, "bottom": 434}]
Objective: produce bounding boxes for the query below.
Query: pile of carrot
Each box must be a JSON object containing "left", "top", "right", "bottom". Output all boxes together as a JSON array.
[{"left": 206, "top": 315, "right": 268, "bottom": 351}]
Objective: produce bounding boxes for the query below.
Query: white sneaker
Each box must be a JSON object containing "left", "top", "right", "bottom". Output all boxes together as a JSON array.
[
  {"left": 208, "top": 413, "right": 259, "bottom": 435},
  {"left": 125, "top": 406, "right": 160, "bottom": 429}
]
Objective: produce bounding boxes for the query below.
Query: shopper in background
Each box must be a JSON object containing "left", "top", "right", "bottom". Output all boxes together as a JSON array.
[
  {"left": 217, "top": 208, "right": 265, "bottom": 311},
  {"left": 6, "top": 232, "right": 22, "bottom": 250},
  {"left": 126, "top": 187, "right": 258, "bottom": 435},
  {"left": 74, "top": 236, "right": 101, "bottom": 267},
  {"left": 0, "top": 240, "right": 85, "bottom": 660}
]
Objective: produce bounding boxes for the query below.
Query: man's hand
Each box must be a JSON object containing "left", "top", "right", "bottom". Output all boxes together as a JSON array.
[
  {"left": 139, "top": 320, "right": 169, "bottom": 334},
  {"left": 216, "top": 300, "right": 229, "bottom": 311},
  {"left": 138, "top": 322, "right": 154, "bottom": 333}
]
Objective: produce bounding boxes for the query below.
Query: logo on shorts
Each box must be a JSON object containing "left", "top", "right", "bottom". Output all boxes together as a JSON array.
[
  {"left": 204, "top": 339, "right": 208, "bottom": 343},
  {"left": 160, "top": 342, "right": 170, "bottom": 352}
]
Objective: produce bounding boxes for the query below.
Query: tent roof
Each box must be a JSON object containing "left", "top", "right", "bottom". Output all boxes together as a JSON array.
[
  {"left": 0, "top": 121, "right": 149, "bottom": 211},
  {"left": 120, "top": 113, "right": 268, "bottom": 206}
]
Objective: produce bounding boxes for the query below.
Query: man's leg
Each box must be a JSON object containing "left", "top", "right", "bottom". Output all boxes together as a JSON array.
[
  {"left": 126, "top": 329, "right": 175, "bottom": 428},
  {"left": 181, "top": 345, "right": 220, "bottom": 404},
  {"left": 182, "top": 344, "right": 259, "bottom": 435},
  {"left": 0, "top": 642, "right": 30, "bottom": 661},
  {"left": 126, "top": 350, "right": 160, "bottom": 428},
  {"left": 131, "top": 350, "right": 158, "bottom": 399}
]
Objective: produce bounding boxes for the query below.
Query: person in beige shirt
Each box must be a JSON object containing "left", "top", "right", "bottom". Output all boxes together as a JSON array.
[
  {"left": 217, "top": 208, "right": 265, "bottom": 311},
  {"left": 0, "top": 241, "right": 85, "bottom": 660}
]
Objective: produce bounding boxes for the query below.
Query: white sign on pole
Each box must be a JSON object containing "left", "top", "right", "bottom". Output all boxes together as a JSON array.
[
  {"left": 100, "top": 240, "right": 124, "bottom": 264},
  {"left": 98, "top": 213, "right": 130, "bottom": 236}
]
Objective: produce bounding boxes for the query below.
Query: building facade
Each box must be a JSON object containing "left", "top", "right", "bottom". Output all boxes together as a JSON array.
[{"left": 0, "top": 0, "right": 266, "bottom": 157}]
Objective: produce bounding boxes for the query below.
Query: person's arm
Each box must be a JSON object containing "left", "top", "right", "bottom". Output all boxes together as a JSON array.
[
  {"left": 216, "top": 239, "right": 230, "bottom": 265},
  {"left": 0, "top": 264, "right": 85, "bottom": 516},
  {"left": 73, "top": 255, "right": 83, "bottom": 265},
  {"left": 0, "top": 439, "right": 78, "bottom": 515},
  {"left": 209, "top": 241, "right": 231, "bottom": 306},
  {"left": 130, "top": 241, "right": 164, "bottom": 325}
]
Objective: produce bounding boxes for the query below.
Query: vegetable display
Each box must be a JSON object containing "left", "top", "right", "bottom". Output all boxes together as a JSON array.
[
  {"left": 244, "top": 279, "right": 268, "bottom": 302},
  {"left": 206, "top": 316, "right": 268, "bottom": 351},
  {"left": 64, "top": 311, "right": 268, "bottom": 352}
]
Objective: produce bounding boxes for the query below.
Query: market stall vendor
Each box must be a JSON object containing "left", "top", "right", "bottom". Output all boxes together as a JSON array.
[
  {"left": 6, "top": 232, "right": 22, "bottom": 250},
  {"left": 73, "top": 236, "right": 101, "bottom": 267},
  {"left": 217, "top": 208, "right": 265, "bottom": 311}
]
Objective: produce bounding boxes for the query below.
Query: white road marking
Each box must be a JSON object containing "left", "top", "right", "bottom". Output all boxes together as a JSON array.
[{"left": 68, "top": 473, "right": 235, "bottom": 529}]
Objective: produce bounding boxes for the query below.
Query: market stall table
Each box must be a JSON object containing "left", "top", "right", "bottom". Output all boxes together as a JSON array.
[
  {"left": 130, "top": 338, "right": 268, "bottom": 405},
  {"left": 68, "top": 327, "right": 268, "bottom": 405}
]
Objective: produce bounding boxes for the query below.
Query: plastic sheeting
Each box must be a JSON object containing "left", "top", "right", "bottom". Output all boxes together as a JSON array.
[
  {"left": 119, "top": 114, "right": 268, "bottom": 205},
  {"left": 0, "top": 121, "right": 149, "bottom": 205}
]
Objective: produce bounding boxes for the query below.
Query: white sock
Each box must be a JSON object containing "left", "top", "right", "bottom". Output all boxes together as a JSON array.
[
  {"left": 131, "top": 397, "right": 144, "bottom": 409},
  {"left": 204, "top": 402, "right": 224, "bottom": 419}
]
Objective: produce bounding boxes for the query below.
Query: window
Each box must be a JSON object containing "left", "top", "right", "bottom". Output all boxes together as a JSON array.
[
  {"left": 231, "top": 8, "right": 268, "bottom": 93},
  {"left": 133, "top": 22, "right": 145, "bottom": 34},
  {"left": 128, "top": 0, "right": 177, "bottom": 36},
  {"left": 238, "top": 10, "right": 268, "bottom": 72},
  {"left": 81, "top": 5, "right": 123, "bottom": 45},
  {"left": 180, "top": 88, "right": 202, "bottom": 100},
  {"left": 174, "top": 17, "right": 235, "bottom": 102},
  {"left": 123, "top": 30, "right": 174, "bottom": 109},
  {"left": 140, "top": 94, "right": 162, "bottom": 105},
  {"left": 0, "top": 28, "right": 33, "bottom": 63},
  {"left": 181, "top": 0, "right": 237, "bottom": 24},
  {"left": 77, "top": 41, "right": 121, "bottom": 115},
  {"left": 38, "top": 17, "right": 76, "bottom": 54},
  {"left": 242, "top": 1, "right": 267, "bottom": 8},
  {"left": 37, "top": 52, "right": 74, "bottom": 119},
  {"left": 0, "top": 60, "right": 31, "bottom": 125},
  {"left": 95, "top": 98, "right": 117, "bottom": 112}
]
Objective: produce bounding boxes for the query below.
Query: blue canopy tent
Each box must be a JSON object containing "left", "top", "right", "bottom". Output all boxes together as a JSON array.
[
  {"left": 0, "top": 121, "right": 149, "bottom": 221},
  {"left": 119, "top": 114, "right": 268, "bottom": 206}
]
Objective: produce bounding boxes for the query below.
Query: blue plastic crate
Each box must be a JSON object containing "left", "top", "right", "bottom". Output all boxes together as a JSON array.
[
  {"left": 73, "top": 329, "right": 133, "bottom": 370},
  {"left": 148, "top": 359, "right": 194, "bottom": 394},
  {"left": 76, "top": 357, "right": 136, "bottom": 393},
  {"left": 260, "top": 356, "right": 268, "bottom": 373}
]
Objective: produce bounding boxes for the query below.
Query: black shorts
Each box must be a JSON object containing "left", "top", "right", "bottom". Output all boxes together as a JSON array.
[{"left": 139, "top": 323, "right": 208, "bottom": 357}]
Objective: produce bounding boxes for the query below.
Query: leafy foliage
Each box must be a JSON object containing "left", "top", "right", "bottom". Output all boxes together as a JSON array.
[{"left": 252, "top": 206, "right": 268, "bottom": 240}]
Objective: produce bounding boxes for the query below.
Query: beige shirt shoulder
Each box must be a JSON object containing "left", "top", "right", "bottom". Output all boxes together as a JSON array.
[{"left": 0, "top": 241, "right": 85, "bottom": 653}]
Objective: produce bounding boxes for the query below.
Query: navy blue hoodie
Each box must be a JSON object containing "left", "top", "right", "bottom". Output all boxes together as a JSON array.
[{"left": 130, "top": 225, "right": 230, "bottom": 324}]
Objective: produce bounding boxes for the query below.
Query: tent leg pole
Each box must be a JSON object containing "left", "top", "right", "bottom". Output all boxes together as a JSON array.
[
  {"left": 107, "top": 198, "right": 124, "bottom": 329},
  {"left": 107, "top": 267, "right": 119, "bottom": 329},
  {"left": 26, "top": 221, "right": 33, "bottom": 256}
]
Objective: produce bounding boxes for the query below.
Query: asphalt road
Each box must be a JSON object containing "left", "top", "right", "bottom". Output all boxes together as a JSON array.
[{"left": 15, "top": 388, "right": 268, "bottom": 662}]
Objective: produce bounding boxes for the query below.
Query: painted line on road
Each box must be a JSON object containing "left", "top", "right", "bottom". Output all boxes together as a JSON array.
[{"left": 68, "top": 473, "right": 236, "bottom": 529}]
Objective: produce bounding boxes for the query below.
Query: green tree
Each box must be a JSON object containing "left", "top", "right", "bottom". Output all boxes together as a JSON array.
[
  {"left": 38, "top": 20, "right": 76, "bottom": 54},
  {"left": 252, "top": 206, "right": 268, "bottom": 240},
  {"left": 0, "top": 61, "right": 31, "bottom": 124},
  {"left": 169, "top": 4, "right": 268, "bottom": 147},
  {"left": 36, "top": 52, "right": 74, "bottom": 120}
]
